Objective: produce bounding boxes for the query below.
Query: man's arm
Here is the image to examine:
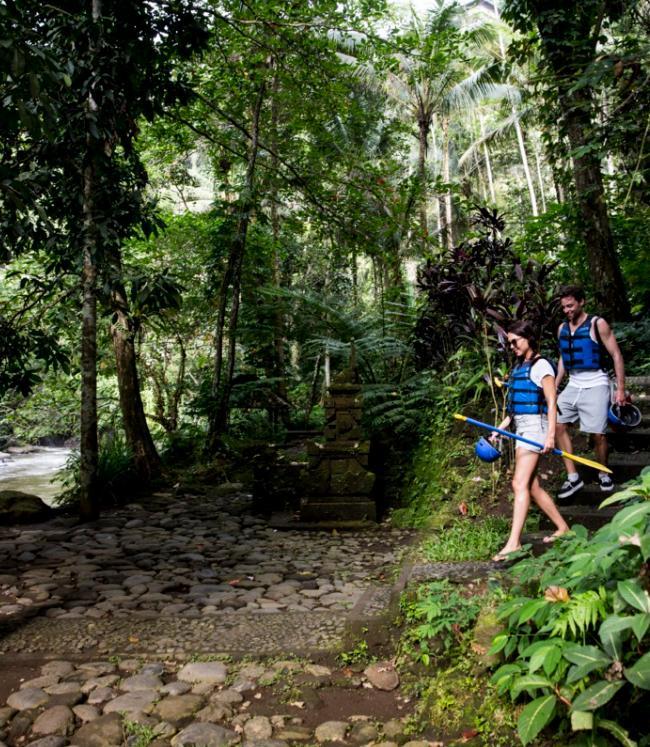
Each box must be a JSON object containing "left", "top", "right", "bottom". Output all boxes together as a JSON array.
[{"left": 597, "top": 318, "right": 626, "bottom": 405}]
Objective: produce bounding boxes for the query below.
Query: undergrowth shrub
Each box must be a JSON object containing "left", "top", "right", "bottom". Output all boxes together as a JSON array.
[
  {"left": 489, "top": 468, "right": 650, "bottom": 746},
  {"left": 55, "top": 434, "right": 137, "bottom": 506},
  {"left": 400, "top": 580, "right": 487, "bottom": 666}
]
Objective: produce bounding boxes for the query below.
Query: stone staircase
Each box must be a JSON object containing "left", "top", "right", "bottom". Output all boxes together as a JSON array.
[{"left": 531, "top": 375, "right": 650, "bottom": 543}]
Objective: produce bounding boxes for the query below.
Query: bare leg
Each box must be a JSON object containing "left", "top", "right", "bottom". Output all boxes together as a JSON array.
[
  {"left": 530, "top": 476, "right": 570, "bottom": 541},
  {"left": 593, "top": 433, "right": 609, "bottom": 470},
  {"left": 494, "top": 449, "right": 539, "bottom": 560},
  {"left": 556, "top": 422, "right": 578, "bottom": 476}
]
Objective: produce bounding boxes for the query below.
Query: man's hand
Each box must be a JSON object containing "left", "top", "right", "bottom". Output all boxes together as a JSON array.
[{"left": 614, "top": 389, "right": 628, "bottom": 407}]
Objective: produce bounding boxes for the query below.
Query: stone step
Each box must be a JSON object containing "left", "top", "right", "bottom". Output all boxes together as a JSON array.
[
  {"left": 627, "top": 375, "right": 650, "bottom": 390},
  {"left": 609, "top": 427, "right": 650, "bottom": 451},
  {"left": 608, "top": 451, "right": 650, "bottom": 481},
  {"left": 540, "top": 505, "right": 618, "bottom": 531},
  {"left": 557, "top": 482, "right": 624, "bottom": 507}
]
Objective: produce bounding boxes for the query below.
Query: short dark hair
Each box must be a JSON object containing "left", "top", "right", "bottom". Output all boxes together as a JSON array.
[
  {"left": 507, "top": 320, "right": 539, "bottom": 354},
  {"left": 558, "top": 284, "right": 585, "bottom": 302}
]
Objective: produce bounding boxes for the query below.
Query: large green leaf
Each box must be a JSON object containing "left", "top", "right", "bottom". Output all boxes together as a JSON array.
[
  {"left": 564, "top": 644, "right": 612, "bottom": 667},
  {"left": 631, "top": 613, "right": 650, "bottom": 642},
  {"left": 517, "top": 599, "right": 548, "bottom": 625},
  {"left": 511, "top": 674, "right": 553, "bottom": 698},
  {"left": 598, "top": 719, "right": 638, "bottom": 747},
  {"left": 517, "top": 694, "right": 556, "bottom": 745},
  {"left": 571, "top": 680, "right": 625, "bottom": 712},
  {"left": 528, "top": 644, "right": 561, "bottom": 675},
  {"left": 617, "top": 580, "right": 650, "bottom": 613},
  {"left": 611, "top": 502, "right": 650, "bottom": 532},
  {"left": 570, "top": 710, "right": 593, "bottom": 731},
  {"left": 599, "top": 616, "right": 629, "bottom": 660},
  {"left": 624, "top": 651, "right": 650, "bottom": 690}
]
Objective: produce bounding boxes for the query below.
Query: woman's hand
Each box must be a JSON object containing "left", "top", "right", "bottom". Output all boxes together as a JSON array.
[
  {"left": 542, "top": 434, "right": 555, "bottom": 454},
  {"left": 488, "top": 431, "right": 499, "bottom": 444}
]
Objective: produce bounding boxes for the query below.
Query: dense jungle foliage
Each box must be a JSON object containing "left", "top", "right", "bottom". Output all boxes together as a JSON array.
[{"left": 2, "top": 1, "right": 650, "bottom": 743}]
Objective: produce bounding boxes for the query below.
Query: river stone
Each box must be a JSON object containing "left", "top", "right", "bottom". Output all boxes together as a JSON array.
[
  {"left": 241, "top": 742, "right": 287, "bottom": 747},
  {"left": 209, "top": 690, "right": 243, "bottom": 707},
  {"left": 27, "top": 736, "right": 67, "bottom": 747},
  {"left": 8, "top": 711, "right": 35, "bottom": 742},
  {"left": 154, "top": 695, "right": 204, "bottom": 723},
  {"left": 195, "top": 704, "right": 232, "bottom": 723},
  {"left": 364, "top": 662, "right": 399, "bottom": 691},
  {"left": 0, "top": 491, "right": 53, "bottom": 524},
  {"left": 31, "top": 706, "right": 74, "bottom": 736},
  {"left": 77, "top": 662, "right": 115, "bottom": 678},
  {"left": 73, "top": 705, "right": 100, "bottom": 722},
  {"left": 171, "top": 722, "right": 239, "bottom": 747},
  {"left": 349, "top": 722, "right": 378, "bottom": 744},
  {"left": 161, "top": 682, "right": 191, "bottom": 696},
  {"left": 121, "top": 674, "right": 163, "bottom": 692},
  {"left": 87, "top": 687, "right": 114, "bottom": 706},
  {"left": 177, "top": 663, "right": 227, "bottom": 685},
  {"left": 73, "top": 712, "right": 123, "bottom": 747},
  {"left": 403, "top": 742, "right": 432, "bottom": 747},
  {"left": 81, "top": 676, "right": 120, "bottom": 694},
  {"left": 273, "top": 727, "right": 312, "bottom": 741},
  {"left": 20, "top": 675, "right": 60, "bottom": 690},
  {"left": 314, "top": 721, "right": 347, "bottom": 743},
  {"left": 103, "top": 691, "right": 157, "bottom": 715},
  {"left": 243, "top": 716, "right": 272, "bottom": 741},
  {"left": 0, "top": 707, "right": 15, "bottom": 727},
  {"left": 381, "top": 720, "right": 404, "bottom": 739},
  {"left": 45, "top": 682, "right": 82, "bottom": 696},
  {"left": 7, "top": 688, "right": 49, "bottom": 711}
]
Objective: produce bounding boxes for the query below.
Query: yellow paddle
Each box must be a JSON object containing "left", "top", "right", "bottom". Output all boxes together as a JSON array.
[{"left": 453, "top": 413, "right": 612, "bottom": 474}]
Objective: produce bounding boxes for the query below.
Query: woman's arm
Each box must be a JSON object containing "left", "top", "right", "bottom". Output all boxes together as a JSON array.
[
  {"left": 489, "top": 415, "right": 512, "bottom": 442},
  {"left": 541, "top": 374, "right": 557, "bottom": 454}
]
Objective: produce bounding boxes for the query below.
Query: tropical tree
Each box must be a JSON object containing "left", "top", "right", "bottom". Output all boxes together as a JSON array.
[{"left": 503, "top": 0, "right": 631, "bottom": 320}]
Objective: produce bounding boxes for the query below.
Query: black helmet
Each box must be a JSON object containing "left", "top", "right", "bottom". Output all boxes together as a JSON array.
[{"left": 608, "top": 403, "right": 642, "bottom": 429}]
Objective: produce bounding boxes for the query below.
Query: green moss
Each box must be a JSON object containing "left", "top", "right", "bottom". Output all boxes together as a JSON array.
[{"left": 391, "top": 426, "right": 502, "bottom": 529}]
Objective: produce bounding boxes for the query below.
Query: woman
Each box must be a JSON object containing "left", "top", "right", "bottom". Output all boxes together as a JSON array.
[{"left": 491, "top": 321, "right": 569, "bottom": 561}]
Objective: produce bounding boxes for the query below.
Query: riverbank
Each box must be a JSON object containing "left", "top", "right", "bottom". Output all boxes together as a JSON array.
[{"left": 0, "top": 448, "right": 71, "bottom": 506}]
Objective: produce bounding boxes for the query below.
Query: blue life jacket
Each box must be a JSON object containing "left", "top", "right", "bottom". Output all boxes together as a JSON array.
[
  {"left": 506, "top": 358, "right": 549, "bottom": 416},
  {"left": 558, "top": 315, "right": 604, "bottom": 372}
]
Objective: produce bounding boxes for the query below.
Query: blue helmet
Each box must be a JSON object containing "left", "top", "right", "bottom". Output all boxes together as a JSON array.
[
  {"left": 475, "top": 437, "right": 501, "bottom": 463},
  {"left": 608, "top": 403, "right": 642, "bottom": 429}
]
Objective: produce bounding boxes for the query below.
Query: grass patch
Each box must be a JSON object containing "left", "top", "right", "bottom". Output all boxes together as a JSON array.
[{"left": 421, "top": 517, "right": 510, "bottom": 562}]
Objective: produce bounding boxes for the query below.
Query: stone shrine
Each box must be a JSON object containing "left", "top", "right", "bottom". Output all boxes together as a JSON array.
[{"left": 300, "top": 362, "right": 376, "bottom": 522}]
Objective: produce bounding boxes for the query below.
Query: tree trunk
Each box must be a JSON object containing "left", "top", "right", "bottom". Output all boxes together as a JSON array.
[
  {"left": 269, "top": 66, "right": 289, "bottom": 426},
  {"left": 563, "top": 87, "right": 630, "bottom": 319},
  {"left": 208, "top": 81, "right": 266, "bottom": 446},
  {"left": 533, "top": 140, "right": 547, "bottom": 212},
  {"left": 441, "top": 116, "right": 454, "bottom": 249},
  {"left": 479, "top": 115, "right": 496, "bottom": 203},
  {"left": 417, "top": 113, "right": 430, "bottom": 251},
  {"left": 514, "top": 113, "right": 539, "bottom": 216},
  {"left": 110, "top": 273, "right": 161, "bottom": 481},
  {"left": 80, "top": 161, "right": 99, "bottom": 521},
  {"left": 78, "top": 0, "right": 102, "bottom": 521}
]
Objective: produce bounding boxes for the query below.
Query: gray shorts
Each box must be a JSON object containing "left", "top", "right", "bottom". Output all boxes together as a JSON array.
[{"left": 557, "top": 384, "right": 610, "bottom": 434}]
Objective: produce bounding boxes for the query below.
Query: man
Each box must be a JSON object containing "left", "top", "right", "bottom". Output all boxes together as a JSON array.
[{"left": 555, "top": 285, "right": 626, "bottom": 499}]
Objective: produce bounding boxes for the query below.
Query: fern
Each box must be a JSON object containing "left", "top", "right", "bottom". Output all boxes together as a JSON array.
[{"left": 544, "top": 588, "right": 608, "bottom": 639}]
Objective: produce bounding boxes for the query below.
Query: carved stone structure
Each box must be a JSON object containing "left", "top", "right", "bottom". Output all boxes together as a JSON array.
[{"left": 300, "top": 365, "right": 377, "bottom": 522}]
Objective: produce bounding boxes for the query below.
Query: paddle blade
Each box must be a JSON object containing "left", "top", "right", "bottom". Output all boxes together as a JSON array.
[{"left": 560, "top": 451, "right": 612, "bottom": 475}]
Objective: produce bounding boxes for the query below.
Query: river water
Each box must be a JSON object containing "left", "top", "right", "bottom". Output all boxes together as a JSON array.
[{"left": 0, "top": 447, "right": 72, "bottom": 506}]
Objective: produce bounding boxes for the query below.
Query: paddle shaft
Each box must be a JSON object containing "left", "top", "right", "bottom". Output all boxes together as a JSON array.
[{"left": 453, "top": 414, "right": 612, "bottom": 474}]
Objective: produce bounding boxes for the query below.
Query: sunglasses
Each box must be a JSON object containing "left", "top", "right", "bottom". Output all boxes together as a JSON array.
[{"left": 508, "top": 338, "right": 521, "bottom": 348}]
